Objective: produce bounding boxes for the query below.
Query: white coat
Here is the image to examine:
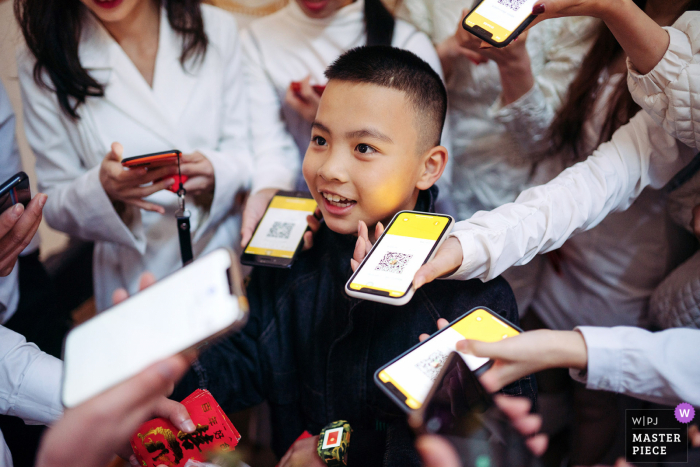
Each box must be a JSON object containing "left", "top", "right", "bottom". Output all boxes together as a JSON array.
[
  {"left": 447, "top": 12, "right": 700, "bottom": 282},
  {"left": 18, "top": 5, "right": 252, "bottom": 311}
]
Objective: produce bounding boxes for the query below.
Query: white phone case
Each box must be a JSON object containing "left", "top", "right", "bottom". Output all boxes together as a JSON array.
[
  {"left": 61, "top": 248, "right": 248, "bottom": 408},
  {"left": 345, "top": 212, "right": 454, "bottom": 306}
]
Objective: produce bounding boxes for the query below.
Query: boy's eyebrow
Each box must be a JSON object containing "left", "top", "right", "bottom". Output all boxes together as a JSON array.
[
  {"left": 312, "top": 121, "right": 332, "bottom": 134},
  {"left": 346, "top": 128, "right": 394, "bottom": 143}
]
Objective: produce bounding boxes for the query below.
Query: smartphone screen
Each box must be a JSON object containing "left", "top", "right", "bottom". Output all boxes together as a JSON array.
[
  {"left": 243, "top": 193, "right": 317, "bottom": 266},
  {"left": 62, "top": 249, "right": 245, "bottom": 408},
  {"left": 348, "top": 212, "right": 451, "bottom": 298},
  {"left": 376, "top": 308, "right": 520, "bottom": 410},
  {"left": 414, "top": 353, "right": 542, "bottom": 467},
  {"left": 464, "top": 0, "right": 537, "bottom": 44}
]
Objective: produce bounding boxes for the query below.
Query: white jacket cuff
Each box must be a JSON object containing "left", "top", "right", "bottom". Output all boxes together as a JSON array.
[
  {"left": 627, "top": 27, "right": 692, "bottom": 98},
  {"left": 447, "top": 228, "right": 487, "bottom": 281},
  {"left": 43, "top": 165, "right": 146, "bottom": 254},
  {"left": 11, "top": 351, "right": 63, "bottom": 425},
  {"left": 196, "top": 148, "right": 250, "bottom": 240},
  {"left": 571, "top": 326, "right": 622, "bottom": 394}
]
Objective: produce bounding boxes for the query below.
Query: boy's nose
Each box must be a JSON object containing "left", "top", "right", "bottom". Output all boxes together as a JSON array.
[{"left": 318, "top": 151, "right": 349, "bottom": 183}]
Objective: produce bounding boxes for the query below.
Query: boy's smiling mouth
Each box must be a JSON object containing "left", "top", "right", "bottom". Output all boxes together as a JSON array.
[{"left": 319, "top": 189, "right": 357, "bottom": 215}]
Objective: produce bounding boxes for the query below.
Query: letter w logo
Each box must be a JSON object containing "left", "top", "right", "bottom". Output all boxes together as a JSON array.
[{"left": 679, "top": 408, "right": 691, "bottom": 418}]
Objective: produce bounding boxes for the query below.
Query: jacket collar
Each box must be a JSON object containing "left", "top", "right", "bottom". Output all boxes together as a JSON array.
[{"left": 77, "top": 6, "right": 199, "bottom": 147}]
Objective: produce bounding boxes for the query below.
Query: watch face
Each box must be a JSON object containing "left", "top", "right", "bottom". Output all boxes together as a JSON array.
[{"left": 322, "top": 427, "right": 344, "bottom": 449}]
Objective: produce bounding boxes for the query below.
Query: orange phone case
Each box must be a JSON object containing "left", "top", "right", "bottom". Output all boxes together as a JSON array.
[{"left": 121, "top": 150, "right": 182, "bottom": 168}]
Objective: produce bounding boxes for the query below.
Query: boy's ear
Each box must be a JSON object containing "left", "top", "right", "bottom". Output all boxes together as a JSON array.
[{"left": 415, "top": 145, "right": 448, "bottom": 191}]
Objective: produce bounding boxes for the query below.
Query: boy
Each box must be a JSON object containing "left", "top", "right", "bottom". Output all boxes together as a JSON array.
[{"left": 174, "top": 46, "right": 535, "bottom": 467}]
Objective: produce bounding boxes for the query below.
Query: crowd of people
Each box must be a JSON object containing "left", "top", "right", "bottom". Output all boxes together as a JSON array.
[{"left": 1, "top": 0, "right": 700, "bottom": 466}]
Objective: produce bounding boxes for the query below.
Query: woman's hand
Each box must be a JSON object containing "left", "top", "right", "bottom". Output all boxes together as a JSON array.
[
  {"left": 455, "top": 8, "right": 534, "bottom": 105},
  {"left": 456, "top": 329, "right": 588, "bottom": 391},
  {"left": 350, "top": 220, "right": 385, "bottom": 272},
  {"left": 179, "top": 151, "right": 215, "bottom": 196},
  {"left": 0, "top": 193, "right": 46, "bottom": 276},
  {"left": 279, "top": 435, "right": 325, "bottom": 467},
  {"left": 100, "top": 142, "right": 177, "bottom": 214},
  {"left": 412, "top": 236, "right": 463, "bottom": 290},
  {"left": 436, "top": 34, "right": 488, "bottom": 81},
  {"left": 285, "top": 76, "right": 322, "bottom": 123}
]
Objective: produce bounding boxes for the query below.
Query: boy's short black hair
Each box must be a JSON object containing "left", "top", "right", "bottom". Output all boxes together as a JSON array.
[{"left": 325, "top": 45, "right": 448, "bottom": 153}]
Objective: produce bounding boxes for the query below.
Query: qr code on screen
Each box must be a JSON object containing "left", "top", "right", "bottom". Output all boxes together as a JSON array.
[
  {"left": 266, "top": 222, "right": 294, "bottom": 239},
  {"left": 415, "top": 350, "right": 449, "bottom": 381},
  {"left": 375, "top": 252, "right": 413, "bottom": 275},
  {"left": 497, "top": 0, "right": 528, "bottom": 11}
]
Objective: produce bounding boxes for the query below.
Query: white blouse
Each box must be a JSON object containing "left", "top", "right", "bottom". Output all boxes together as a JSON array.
[{"left": 18, "top": 5, "right": 252, "bottom": 311}]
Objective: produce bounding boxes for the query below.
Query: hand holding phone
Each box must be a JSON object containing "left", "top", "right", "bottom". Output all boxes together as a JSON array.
[
  {"left": 346, "top": 211, "right": 454, "bottom": 306},
  {"left": 241, "top": 191, "right": 318, "bottom": 268},
  {"left": 121, "top": 149, "right": 188, "bottom": 193},
  {"left": 409, "top": 352, "right": 543, "bottom": 467},
  {"left": 462, "top": 0, "right": 539, "bottom": 47},
  {"left": 100, "top": 143, "right": 178, "bottom": 214},
  {"left": 62, "top": 248, "right": 248, "bottom": 408},
  {"left": 0, "top": 175, "right": 45, "bottom": 276},
  {"left": 375, "top": 307, "right": 521, "bottom": 412}
]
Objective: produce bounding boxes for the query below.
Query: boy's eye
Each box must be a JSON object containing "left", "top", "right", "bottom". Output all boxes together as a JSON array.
[
  {"left": 356, "top": 143, "right": 376, "bottom": 154},
  {"left": 313, "top": 136, "right": 327, "bottom": 146}
]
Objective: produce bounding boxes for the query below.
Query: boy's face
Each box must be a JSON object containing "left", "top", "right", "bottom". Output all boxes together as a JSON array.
[
  {"left": 294, "top": 0, "right": 354, "bottom": 18},
  {"left": 303, "top": 81, "right": 442, "bottom": 235}
]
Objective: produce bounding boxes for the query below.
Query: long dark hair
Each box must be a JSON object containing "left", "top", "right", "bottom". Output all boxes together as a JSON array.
[
  {"left": 14, "top": 0, "right": 208, "bottom": 120},
  {"left": 365, "top": 0, "right": 395, "bottom": 46},
  {"left": 550, "top": 0, "right": 699, "bottom": 160}
]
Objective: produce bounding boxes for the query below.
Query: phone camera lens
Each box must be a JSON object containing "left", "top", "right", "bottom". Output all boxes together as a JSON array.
[{"left": 427, "top": 417, "right": 442, "bottom": 434}]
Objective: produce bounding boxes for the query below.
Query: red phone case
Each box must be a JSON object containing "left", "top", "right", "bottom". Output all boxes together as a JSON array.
[{"left": 121, "top": 151, "right": 188, "bottom": 193}]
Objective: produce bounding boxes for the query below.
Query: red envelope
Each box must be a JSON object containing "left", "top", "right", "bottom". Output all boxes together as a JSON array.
[{"left": 131, "top": 390, "right": 241, "bottom": 467}]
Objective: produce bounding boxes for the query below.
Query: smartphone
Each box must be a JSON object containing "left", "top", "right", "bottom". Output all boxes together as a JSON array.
[
  {"left": 409, "top": 352, "right": 542, "bottom": 467},
  {"left": 462, "top": 0, "right": 538, "bottom": 48},
  {"left": 61, "top": 248, "right": 248, "bottom": 408},
  {"left": 375, "top": 307, "right": 521, "bottom": 412},
  {"left": 0, "top": 172, "right": 31, "bottom": 214},
  {"left": 121, "top": 150, "right": 187, "bottom": 192},
  {"left": 345, "top": 211, "right": 453, "bottom": 306},
  {"left": 241, "top": 191, "right": 318, "bottom": 268}
]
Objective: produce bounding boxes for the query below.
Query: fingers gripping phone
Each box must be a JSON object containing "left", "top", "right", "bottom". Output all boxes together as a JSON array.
[
  {"left": 375, "top": 307, "right": 521, "bottom": 412},
  {"left": 61, "top": 249, "right": 248, "bottom": 408},
  {"left": 241, "top": 191, "right": 318, "bottom": 268},
  {"left": 0, "top": 172, "right": 31, "bottom": 214},
  {"left": 462, "top": 0, "right": 538, "bottom": 47},
  {"left": 345, "top": 211, "right": 453, "bottom": 306},
  {"left": 121, "top": 150, "right": 187, "bottom": 193},
  {"left": 409, "top": 352, "right": 542, "bottom": 467}
]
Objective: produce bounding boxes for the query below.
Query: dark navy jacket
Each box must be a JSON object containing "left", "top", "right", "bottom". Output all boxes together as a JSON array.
[{"left": 173, "top": 187, "right": 536, "bottom": 466}]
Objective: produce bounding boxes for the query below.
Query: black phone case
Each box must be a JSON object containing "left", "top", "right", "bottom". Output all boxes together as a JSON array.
[
  {"left": 0, "top": 172, "right": 31, "bottom": 214},
  {"left": 373, "top": 306, "right": 523, "bottom": 412},
  {"left": 240, "top": 191, "right": 316, "bottom": 269},
  {"left": 461, "top": 0, "right": 537, "bottom": 48}
]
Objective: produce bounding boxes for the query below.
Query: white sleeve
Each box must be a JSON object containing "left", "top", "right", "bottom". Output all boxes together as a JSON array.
[
  {"left": 449, "top": 110, "right": 695, "bottom": 281},
  {"left": 242, "top": 30, "right": 299, "bottom": 194},
  {"left": 17, "top": 52, "right": 147, "bottom": 253},
  {"left": 627, "top": 12, "right": 700, "bottom": 150},
  {"left": 491, "top": 18, "right": 596, "bottom": 155},
  {"left": 0, "top": 326, "right": 63, "bottom": 425},
  {"left": 195, "top": 24, "right": 252, "bottom": 240},
  {"left": 571, "top": 326, "right": 700, "bottom": 407}
]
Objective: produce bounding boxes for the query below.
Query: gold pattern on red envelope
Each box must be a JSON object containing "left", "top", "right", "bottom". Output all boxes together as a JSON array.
[{"left": 131, "top": 390, "right": 241, "bottom": 467}]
